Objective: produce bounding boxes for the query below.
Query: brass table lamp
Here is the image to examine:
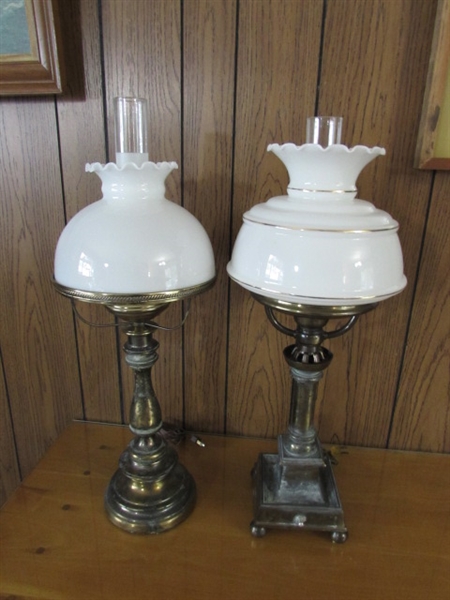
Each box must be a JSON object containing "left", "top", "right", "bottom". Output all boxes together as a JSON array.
[
  {"left": 227, "top": 116, "right": 406, "bottom": 541},
  {"left": 53, "top": 97, "right": 215, "bottom": 533}
]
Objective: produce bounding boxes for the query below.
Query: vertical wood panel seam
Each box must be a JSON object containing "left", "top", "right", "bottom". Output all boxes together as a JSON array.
[
  {"left": 54, "top": 96, "right": 69, "bottom": 226},
  {"left": 386, "top": 171, "right": 437, "bottom": 447},
  {"left": 0, "top": 346, "right": 22, "bottom": 480},
  {"left": 98, "top": 0, "right": 110, "bottom": 162},
  {"left": 224, "top": 0, "right": 240, "bottom": 435},
  {"left": 314, "top": 0, "right": 328, "bottom": 115},
  {"left": 98, "top": 0, "right": 125, "bottom": 423},
  {"left": 180, "top": 0, "right": 185, "bottom": 208},
  {"left": 180, "top": 0, "right": 187, "bottom": 428},
  {"left": 53, "top": 96, "right": 87, "bottom": 420}
]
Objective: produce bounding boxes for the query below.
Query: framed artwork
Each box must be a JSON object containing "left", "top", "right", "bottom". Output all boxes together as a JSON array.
[
  {"left": 415, "top": 0, "right": 450, "bottom": 169},
  {"left": 0, "top": 0, "right": 62, "bottom": 95}
]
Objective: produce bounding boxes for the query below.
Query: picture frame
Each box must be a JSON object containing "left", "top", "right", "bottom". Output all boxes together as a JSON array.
[
  {"left": 415, "top": 0, "right": 450, "bottom": 170},
  {"left": 0, "top": 0, "right": 62, "bottom": 95}
]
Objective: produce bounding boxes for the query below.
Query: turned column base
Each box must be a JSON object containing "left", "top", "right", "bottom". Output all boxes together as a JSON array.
[{"left": 105, "top": 434, "right": 196, "bottom": 534}]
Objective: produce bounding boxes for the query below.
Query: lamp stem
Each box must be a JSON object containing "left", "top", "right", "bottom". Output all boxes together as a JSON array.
[
  {"left": 278, "top": 316, "right": 332, "bottom": 457},
  {"left": 124, "top": 323, "right": 162, "bottom": 436},
  {"left": 104, "top": 315, "right": 196, "bottom": 534},
  {"left": 284, "top": 368, "right": 323, "bottom": 456}
]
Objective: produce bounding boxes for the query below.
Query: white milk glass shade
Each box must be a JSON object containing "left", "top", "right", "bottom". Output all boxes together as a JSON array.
[
  {"left": 227, "top": 117, "right": 406, "bottom": 305},
  {"left": 54, "top": 97, "right": 215, "bottom": 294},
  {"left": 54, "top": 162, "right": 215, "bottom": 294}
]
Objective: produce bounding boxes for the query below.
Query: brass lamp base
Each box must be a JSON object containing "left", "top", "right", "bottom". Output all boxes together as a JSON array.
[
  {"left": 250, "top": 293, "right": 377, "bottom": 542},
  {"left": 105, "top": 434, "right": 196, "bottom": 534},
  {"left": 102, "top": 307, "right": 198, "bottom": 534},
  {"left": 250, "top": 442, "right": 346, "bottom": 542},
  {"left": 53, "top": 278, "right": 214, "bottom": 534}
]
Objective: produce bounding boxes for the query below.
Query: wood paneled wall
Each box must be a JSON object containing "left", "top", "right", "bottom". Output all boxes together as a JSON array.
[{"left": 1, "top": 0, "right": 449, "bottom": 506}]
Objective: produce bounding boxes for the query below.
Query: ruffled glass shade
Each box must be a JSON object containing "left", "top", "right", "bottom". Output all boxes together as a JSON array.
[
  {"left": 227, "top": 139, "right": 406, "bottom": 305},
  {"left": 54, "top": 160, "right": 215, "bottom": 294}
]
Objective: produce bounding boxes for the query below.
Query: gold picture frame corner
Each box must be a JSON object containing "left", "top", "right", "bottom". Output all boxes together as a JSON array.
[
  {"left": 0, "top": 0, "right": 63, "bottom": 96},
  {"left": 415, "top": 0, "right": 450, "bottom": 170}
]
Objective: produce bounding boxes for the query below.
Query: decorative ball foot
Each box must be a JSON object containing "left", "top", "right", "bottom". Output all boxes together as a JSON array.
[
  {"left": 250, "top": 521, "right": 267, "bottom": 537},
  {"left": 331, "top": 530, "right": 348, "bottom": 544}
]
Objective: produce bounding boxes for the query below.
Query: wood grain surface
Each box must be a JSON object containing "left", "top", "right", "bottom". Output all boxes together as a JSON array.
[
  {"left": 182, "top": 0, "right": 236, "bottom": 432},
  {"left": 0, "top": 99, "right": 83, "bottom": 485},
  {"left": 0, "top": 352, "right": 20, "bottom": 506},
  {"left": 0, "top": 422, "right": 449, "bottom": 600},
  {"left": 0, "top": 0, "right": 448, "bottom": 506},
  {"left": 389, "top": 170, "right": 450, "bottom": 451}
]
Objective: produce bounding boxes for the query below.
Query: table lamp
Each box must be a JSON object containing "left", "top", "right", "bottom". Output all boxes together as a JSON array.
[
  {"left": 53, "top": 97, "right": 215, "bottom": 533},
  {"left": 227, "top": 116, "right": 406, "bottom": 541}
]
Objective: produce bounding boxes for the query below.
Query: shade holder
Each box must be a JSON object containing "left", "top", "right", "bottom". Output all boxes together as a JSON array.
[
  {"left": 249, "top": 294, "right": 377, "bottom": 542},
  {"left": 53, "top": 280, "right": 214, "bottom": 533}
]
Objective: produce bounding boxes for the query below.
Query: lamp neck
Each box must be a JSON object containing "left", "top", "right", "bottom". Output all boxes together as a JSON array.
[{"left": 86, "top": 161, "right": 178, "bottom": 203}]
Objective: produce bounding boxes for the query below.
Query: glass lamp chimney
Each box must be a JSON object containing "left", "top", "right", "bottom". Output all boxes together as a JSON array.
[
  {"left": 114, "top": 96, "right": 149, "bottom": 167},
  {"left": 306, "top": 116, "right": 343, "bottom": 147}
]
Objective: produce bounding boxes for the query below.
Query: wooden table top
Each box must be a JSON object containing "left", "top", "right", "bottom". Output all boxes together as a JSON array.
[{"left": 0, "top": 422, "right": 449, "bottom": 600}]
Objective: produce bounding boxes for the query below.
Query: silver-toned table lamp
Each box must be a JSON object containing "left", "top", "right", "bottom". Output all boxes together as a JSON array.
[
  {"left": 227, "top": 116, "right": 406, "bottom": 541},
  {"left": 53, "top": 97, "right": 215, "bottom": 533}
]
